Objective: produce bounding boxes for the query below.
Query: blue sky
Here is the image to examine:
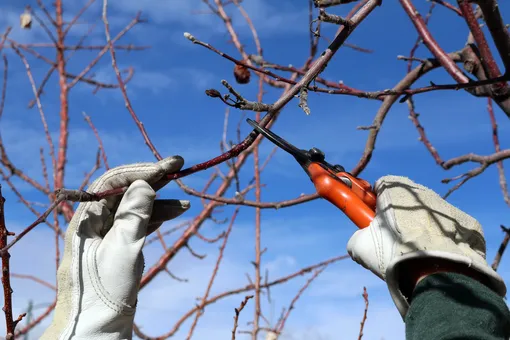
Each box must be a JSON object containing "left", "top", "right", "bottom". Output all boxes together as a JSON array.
[{"left": 1, "top": 0, "right": 510, "bottom": 339}]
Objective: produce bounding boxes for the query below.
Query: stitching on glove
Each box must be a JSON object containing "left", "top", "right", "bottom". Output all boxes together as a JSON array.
[
  {"left": 89, "top": 164, "right": 162, "bottom": 193},
  {"left": 58, "top": 203, "right": 94, "bottom": 339},
  {"left": 87, "top": 240, "right": 136, "bottom": 316},
  {"left": 371, "top": 219, "right": 385, "bottom": 278}
]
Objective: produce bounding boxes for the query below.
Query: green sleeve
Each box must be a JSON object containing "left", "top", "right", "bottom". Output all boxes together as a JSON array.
[{"left": 405, "top": 272, "right": 510, "bottom": 340}]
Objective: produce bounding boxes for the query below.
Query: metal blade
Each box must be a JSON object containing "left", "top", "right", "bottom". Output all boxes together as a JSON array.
[{"left": 247, "top": 118, "right": 307, "bottom": 159}]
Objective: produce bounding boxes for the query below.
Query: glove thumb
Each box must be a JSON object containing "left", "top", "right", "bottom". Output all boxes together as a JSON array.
[{"left": 146, "top": 199, "right": 191, "bottom": 235}]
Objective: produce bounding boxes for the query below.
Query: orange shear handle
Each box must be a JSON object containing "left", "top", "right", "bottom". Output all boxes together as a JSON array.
[{"left": 307, "top": 163, "right": 376, "bottom": 229}]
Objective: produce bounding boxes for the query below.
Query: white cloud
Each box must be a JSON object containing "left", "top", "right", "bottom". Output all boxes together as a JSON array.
[
  {"left": 129, "top": 70, "right": 173, "bottom": 94},
  {"left": 0, "top": 118, "right": 219, "bottom": 194},
  {"left": 263, "top": 255, "right": 298, "bottom": 273},
  {"left": 307, "top": 265, "right": 386, "bottom": 300},
  {"left": 82, "top": 65, "right": 217, "bottom": 98},
  {"left": 229, "top": 0, "right": 308, "bottom": 36},
  {"left": 112, "top": 1, "right": 217, "bottom": 28},
  {"left": 108, "top": 0, "right": 308, "bottom": 43}
]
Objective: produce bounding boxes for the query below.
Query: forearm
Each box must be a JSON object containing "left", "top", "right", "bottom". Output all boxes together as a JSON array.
[{"left": 405, "top": 272, "right": 510, "bottom": 340}]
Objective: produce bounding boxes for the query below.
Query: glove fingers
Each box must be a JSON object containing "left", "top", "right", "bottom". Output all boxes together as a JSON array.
[
  {"left": 146, "top": 199, "right": 191, "bottom": 235},
  {"left": 104, "top": 179, "right": 155, "bottom": 247},
  {"left": 88, "top": 155, "right": 184, "bottom": 194},
  {"left": 151, "top": 156, "right": 185, "bottom": 192},
  {"left": 96, "top": 180, "right": 153, "bottom": 307}
]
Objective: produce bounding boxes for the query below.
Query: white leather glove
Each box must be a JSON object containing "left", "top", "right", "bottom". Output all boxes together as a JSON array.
[
  {"left": 347, "top": 175, "right": 506, "bottom": 319},
  {"left": 41, "top": 156, "right": 190, "bottom": 340}
]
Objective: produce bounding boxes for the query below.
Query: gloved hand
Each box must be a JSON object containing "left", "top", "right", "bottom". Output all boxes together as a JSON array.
[
  {"left": 41, "top": 156, "right": 190, "bottom": 340},
  {"left": 347, "top": 175, "right": 506, "bottom": 319}
]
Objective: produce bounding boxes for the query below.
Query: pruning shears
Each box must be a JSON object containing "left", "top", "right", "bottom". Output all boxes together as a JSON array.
[{"left": 247, "top": 118, "right": 376, "bottom": 229}]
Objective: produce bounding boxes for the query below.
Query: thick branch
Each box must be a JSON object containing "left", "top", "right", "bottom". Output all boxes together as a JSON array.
[
  {"left": 0, "top": 187, "right": 25, "bottom": 338},
  {"left": 472, "top": 0, "right": 510, "bottom": 71},
  {"left": 399, "top": 0, "right": 470, "bottom": 84},
  {"left": 353, "top": 52, "right": 463, "bottom": 175},
  {"left": 457, "top": 0, "right": 509, "bottom": 97}
]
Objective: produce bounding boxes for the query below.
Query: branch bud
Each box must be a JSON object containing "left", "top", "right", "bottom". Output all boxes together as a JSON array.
[
  {"left": 205, "top": 89, "right": 221, "bottom": 98},
  {"left": 20, "top": 8, "right": 32, "bottom": 30},
  {"left": 183, "top": 32, "right": 195, "bottom": 42}
]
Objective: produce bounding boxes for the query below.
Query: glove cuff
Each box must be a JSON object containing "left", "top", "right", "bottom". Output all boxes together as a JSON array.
[{"left": 385, "top": 250, "right": 507, "bottom": 320}]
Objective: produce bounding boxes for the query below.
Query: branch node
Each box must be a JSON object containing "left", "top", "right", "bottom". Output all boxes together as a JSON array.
[{"left": 298, "top": 87, "right": 311, "bottom": 115}]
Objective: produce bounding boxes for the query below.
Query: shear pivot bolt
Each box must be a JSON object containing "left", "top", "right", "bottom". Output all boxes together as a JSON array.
[
  {"left": 309, "top": 148, "right": 325, "bottom": 161},
  {"left": 333, "top": 165, "right": 345, "bottom": 172}
]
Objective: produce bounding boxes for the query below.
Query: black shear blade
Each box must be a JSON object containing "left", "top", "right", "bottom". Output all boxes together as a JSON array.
[{"left": 247, "top": 118, "right": 305, "bottom": 159}]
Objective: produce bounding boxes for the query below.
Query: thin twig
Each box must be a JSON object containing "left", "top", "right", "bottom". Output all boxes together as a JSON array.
[
  {"left": 232, "top": 295, "right": 253, "bottom": 340},
  {"left": 82, "top": 112, "right": 110, "bottom": 170},
  {"left": 275, "top": 267, "right": 327, "bottom": 335},
  {"left": 10, "top": 46, "right": 57, "bottom": 190},
  {"left": 492, "top": 225, "right": 510, "bottom": 271},
  {"left": 10, "top": 274, "right": 56, "bottom": 291},
  {"left": 487, "top": 98, "right": 509, "bottom": 206},
  {"left": 133, "top": 255, "right": 348, "bottom": 339},
  {"left": 102, "top": 1, "right": 161, "bottom": 160},
  {"left": 186, "top": 208, "right": 240, "bottom": 339},
  {"left": 358, "top": 287, "right": 369, "bottom": 340},
  {"left": 251, "top": 78, "right": 264, "bottom": 340}
]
